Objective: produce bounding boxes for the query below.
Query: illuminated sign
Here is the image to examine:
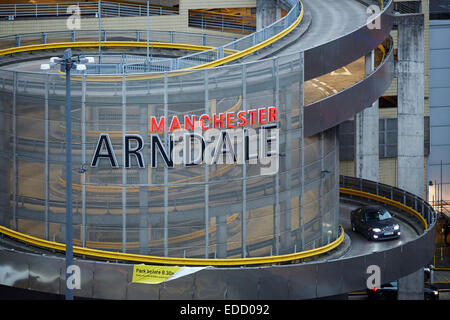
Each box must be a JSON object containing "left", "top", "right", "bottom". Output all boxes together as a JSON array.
[{"left": 90, "top": 106, "right": 279, "bottom": 175}]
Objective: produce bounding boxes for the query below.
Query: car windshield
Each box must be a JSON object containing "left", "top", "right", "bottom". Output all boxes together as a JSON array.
[{"left": 365, "top": 208, "right": 392, "bottom": 221}]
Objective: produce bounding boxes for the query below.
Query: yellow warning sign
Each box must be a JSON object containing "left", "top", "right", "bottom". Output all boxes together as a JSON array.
[{"left": 132, "top": 265, "right": 183, "bottom": 284}]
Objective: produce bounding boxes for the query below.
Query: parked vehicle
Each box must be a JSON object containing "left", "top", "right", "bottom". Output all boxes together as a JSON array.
[{"left": 367, "top": 281, "right": 439, "bottom": 300}]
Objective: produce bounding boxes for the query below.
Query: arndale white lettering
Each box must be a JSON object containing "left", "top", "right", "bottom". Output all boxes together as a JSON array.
[{"left": 90, "top": 126, "right": 280, "bottom": 175}]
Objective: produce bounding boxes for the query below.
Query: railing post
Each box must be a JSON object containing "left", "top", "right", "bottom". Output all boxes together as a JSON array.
[{"left": 421, "top": 201, "right": 424, "bottom": 219}]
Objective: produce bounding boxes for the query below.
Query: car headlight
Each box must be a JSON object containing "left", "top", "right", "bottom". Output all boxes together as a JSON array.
[
  {"left": 394, "top": 224, "right": 400, "bottom": 230},
  {"left": 372, "top": 228, "right": 382, "bottom": 233},
  {"left": 434, "top": 291, "right": 439, "bottom": 295}
]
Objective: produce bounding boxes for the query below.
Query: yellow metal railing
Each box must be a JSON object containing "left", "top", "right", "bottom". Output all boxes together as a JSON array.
[
  {"left": 0, "top": 184, "right": 428, "bottom": 266},
  {"left": 0, "top": 1, "right": 304, "bottom": 81},
  {"left": 0, "top": 41, "right": 238, "bottom": 56},
  {"left": 340, "top": 188, "right": 428, "bottom": 229},
  {"left": 0, "top": 224, "right": 344, "bottom": 266}
]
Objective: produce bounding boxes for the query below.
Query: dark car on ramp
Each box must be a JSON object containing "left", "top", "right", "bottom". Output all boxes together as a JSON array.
[
  {"left": 350, "top": 205, "right": 401, "bottom": 241},
  {"left": 367, "top": 281, "right": 439, "bottom": 300}
]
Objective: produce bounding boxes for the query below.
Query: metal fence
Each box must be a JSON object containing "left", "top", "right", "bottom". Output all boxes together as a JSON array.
[
  {"left": 0, "top": 29, "right": 238, "bottom": 53},
  {"left": 0, "top": 0, "right": 302, "bottom": 73},
  {"left": 341, "top": 175, "right": 436, "bottom": 228},
  {"left": 0, "top": 48, "right": 343, "bottom": 259},
  {"left": 176, "top": 0, "right": 302, "bottom": 70},
  {"left": 189, "top": 9, "right": 256, "bottom": 34},
  {"left": 0, "top": 1, "right": 178, "bottom": 20},
  {"left": 69, "top": 54, "right": 174, "bottom": 74}
]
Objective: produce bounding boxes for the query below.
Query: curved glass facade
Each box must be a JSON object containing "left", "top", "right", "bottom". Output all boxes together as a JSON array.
[{"left": 0, "top": 48, "right": 340, "bottom": 259}]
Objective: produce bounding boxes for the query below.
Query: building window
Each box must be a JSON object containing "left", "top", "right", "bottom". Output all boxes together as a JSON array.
[
  {"left": 394, "top": 1, "right": 421, "bottom": 14},
  {"left": 430, "top": 0, "right": 450, "bottom": 20},
  {"left": 339, "top": 120, "right": 355, "bottom": 161},
  {"left": 338, "top": 116, "right": 430, "bottom": 160},
  {"left": 379, "top": 96, "right": 398, "bottom": 108},
  {"left": 379, "top": 118, "right": 398, "bottom": 158}
]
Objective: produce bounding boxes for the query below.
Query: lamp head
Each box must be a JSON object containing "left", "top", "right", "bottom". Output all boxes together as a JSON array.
[
  {"left": 76, "top": 64, "right": 87, "bottom": 71},
  {"left": 40, "top": 64, "right": 50, "bottom": 70}
]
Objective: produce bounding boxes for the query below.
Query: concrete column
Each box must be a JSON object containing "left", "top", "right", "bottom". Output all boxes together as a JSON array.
[
  {"left": 354, "top": 50, "right": 379, "bottom": 182},
  {"left": 397, "top": 14, "right": 425, "bottom": 300},
  {"left": 398, "top": 269, "right": 425, "bottom": 300},
  {"left": 138, "top": 104, "right": 149, "bottom": 255},
  {"left": 397, "top": 14, "right": 425, "bottom": 198},
  {"left": 256, "top": 0, "right": 277, "bottom": 31}
]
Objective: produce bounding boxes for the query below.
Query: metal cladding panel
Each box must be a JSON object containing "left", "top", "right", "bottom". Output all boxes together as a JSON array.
[
  {"left": 399, "top": 242, "right": 422, "bottom": 278},
  {"left": 28, "top": 254, "right": 63, "bottom": 294},
  {"left": 71, "top": 259, "right": 95, "bottom": 298},
  {"left": 159, "top": 273, "right": 196, "bottom": 300},
  {"left": 364, "top": 250, "right": 387, "bottom": 284},
  {"left": 304, "top": 42, "right": 395, "bottom": 137},
  {"left": 383, "top": 246, "right": 402, "bottom": 282},
  {"left": 257, "top": 267, "right": 290, "bottom": 300},
  {"left": 422, "top": 229, "right": 436, "bottom": 263},
  {"left": 218, "top": 269, "right": 260, "bottom": 300},
  {"left": 0, "top": 224, "right": 438, "bottom": 299},
  {"left": 316, "top": 260, "right": 344, "bottom": 297},
  {"left": 0, "top": 250, "right": 29, "bottom": 289},
  {"left": 92, "top": 263, "right": 129, "bottom": 300},
  {"left": 127, "top": 282, "right": 160, "bottom": 300},
  {"left": 286, "top": 263, "right": 318, "bottom": 300},
  {"left": 304, "top": 0, "right": 394, "bottom": 81},
  {"left": 341, "top": 256, "right": 369, "bottom": 293},
  {"left": 191, "top": 269, "right": 228, "bottom": 300}
]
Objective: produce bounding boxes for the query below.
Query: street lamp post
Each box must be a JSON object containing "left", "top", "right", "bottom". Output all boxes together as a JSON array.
[{"left": 41, "top": 49, "right": 93, "bottom": 300}]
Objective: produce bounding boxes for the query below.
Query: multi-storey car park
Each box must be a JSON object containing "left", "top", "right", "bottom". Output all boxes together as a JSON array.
[{"left": 0, "top": 0, "right": 438, "bottom": 299}]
